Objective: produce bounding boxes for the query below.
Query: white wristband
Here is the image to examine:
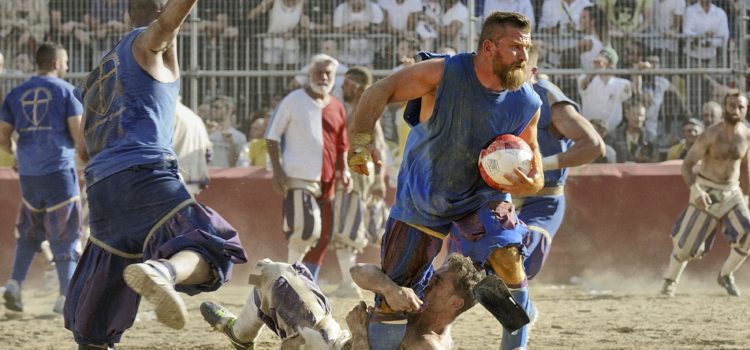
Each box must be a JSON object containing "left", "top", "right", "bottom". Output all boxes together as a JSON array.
[{"left": 542, "top": 155, "right": 560, "bottom": 171}]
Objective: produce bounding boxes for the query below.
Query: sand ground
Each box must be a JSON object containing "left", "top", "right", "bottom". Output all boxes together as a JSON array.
[{"left": 1, "top": 272, "right": 750, "bottom": 350}]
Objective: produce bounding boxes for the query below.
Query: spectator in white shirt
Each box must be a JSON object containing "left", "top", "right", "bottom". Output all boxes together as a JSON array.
[
  {"left": 652, "top": 0, "right": 686, "bottom": 60},
  {"left": 683, "top": 0, "right": 729, "bottom": 64},
  {"left": 683, "top": 0, "right": 728, "bottom": 114},
  {"left": 440, "top": 0, "right": 470, "bottom": 52},
  {"left": 578, "top": 47, "right": 633, "bottom": 131},
  {"left": 333, "top": 0, "right": 385, "bottom": 67},
  {"left": 538, "top": 0, "right": 592, "bottom": 32},
  {"left": 377, "top": 0, "right": 421, "bottom": 36}
]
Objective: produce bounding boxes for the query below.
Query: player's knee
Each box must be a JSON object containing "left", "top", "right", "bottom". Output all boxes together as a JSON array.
[
  {"left": 671, "top": 247, "right": 697, "bottom": 262},
  {"left": 488, "top": 246, "right": 526, "bottom": 285}
]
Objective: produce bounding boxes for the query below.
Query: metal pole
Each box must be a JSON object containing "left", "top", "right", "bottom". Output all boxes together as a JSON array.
[
  {"left": 189, "top": 6, "right": 199, "bottom": 111},
  {"left": 468, "top": 0, "right": 476, "bottom": 52},
  {"left": 740, "top": 1, "right": 748, "bottom": 92}
]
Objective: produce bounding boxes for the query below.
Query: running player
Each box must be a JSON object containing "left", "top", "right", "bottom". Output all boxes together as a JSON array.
[
  {"left": 661, "top": 89, "right": 750, "bottom": 297},
  {"left": 64, "top": 1, "right": 247, "bottom": 349},
  {"left": 348, "top": 11, "right": 543, "bottom": 350},
  {"left": 0, "top": 42, "right": 84, "bottom": 315}
]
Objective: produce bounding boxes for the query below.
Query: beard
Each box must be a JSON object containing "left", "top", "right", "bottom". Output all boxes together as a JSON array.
[
  {"left": 309, "top": 81, "right": 334, "bottom": 96},
  {"left": 724, "top": 114, "right": 742, "bottom": 125},
  {"left": 493, "top": 59, "right": 527, "bottom": 91}
]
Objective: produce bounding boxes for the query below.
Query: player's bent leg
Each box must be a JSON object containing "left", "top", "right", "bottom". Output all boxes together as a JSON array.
[
  {"left": 368, "top": 218, "right": 444, "bottom": 350},
  {"left": 5, "top": 204, "right": 47, "bottom": 312},
  {"left": 45, "top": 199, "right": 84, "bottom": 313},
  {"left": 718, "top": 206, "right": 750, "bottom": 296},
  {"left": 488, "top": 246, "right": 526, "bottom": 286},
  {"left": 663, "top": 206, "right": 719, "bottom": 296},
  {"left": 126, "top": 203, "right": 247, "bottom": 330},
  {"left": 284, "top": 189, "right": 322, "bottom": 264},
  {"left": 65, "top": 242, "right": 143, "bottom": 346},
  {"left": 332, "top": 189, "right": 368, "bottom": 298},
  {"left": 201, "top": 296, "right": 259, "bottom": 350}
]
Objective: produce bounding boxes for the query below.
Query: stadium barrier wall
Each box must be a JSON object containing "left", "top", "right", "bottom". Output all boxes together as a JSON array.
[{"left": 0, "top": 163, "right": 746, "bottom": 286}]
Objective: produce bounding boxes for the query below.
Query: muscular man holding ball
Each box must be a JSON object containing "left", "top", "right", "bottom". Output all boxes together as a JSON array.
[{"left": 347, "top": 11, "right": 543, "bottom": 350}]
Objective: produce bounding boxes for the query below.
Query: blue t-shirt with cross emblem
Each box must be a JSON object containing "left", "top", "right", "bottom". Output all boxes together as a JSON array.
[{"left": 0, "top": 76, "right": 83, "bottom": 176}]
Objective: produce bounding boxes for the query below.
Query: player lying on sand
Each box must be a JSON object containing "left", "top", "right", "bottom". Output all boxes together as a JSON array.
[
  {"left": 201, "top": 259, "right": 351, "bottom": 350},
  {"left": 344, "top": 254, "right": 484, "bottom": 350}
]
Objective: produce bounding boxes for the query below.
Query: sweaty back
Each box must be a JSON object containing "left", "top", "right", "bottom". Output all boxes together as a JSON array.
[
  {"left": 390, "top": 52, "right": 542, "bottom": 227},
  {"left": 79, "top": 28, "right": 180, "bottom": 185}
]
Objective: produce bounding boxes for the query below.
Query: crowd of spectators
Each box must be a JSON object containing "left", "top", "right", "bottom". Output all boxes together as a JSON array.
[{"left": 0, "top": 0, "right": 748, "bottom": 167}]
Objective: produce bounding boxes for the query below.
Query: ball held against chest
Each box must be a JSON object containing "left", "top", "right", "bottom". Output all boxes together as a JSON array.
[{"left": 478, "top": 134, "right": 533, "bottom": 189}]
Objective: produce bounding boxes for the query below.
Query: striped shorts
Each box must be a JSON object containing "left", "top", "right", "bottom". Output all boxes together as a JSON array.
[
  {"left": 672, "top": 195, "right": 750, "bottom": 261},
  {"left": 283, "top": 189, "right": 323, "bottom": 254}
]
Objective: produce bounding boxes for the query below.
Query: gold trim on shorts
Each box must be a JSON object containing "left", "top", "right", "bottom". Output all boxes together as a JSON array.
[
  {"left": 22, "top": 195, "right": 80, "bottom": 212},
  {"left": 407, "top": 224, "right": 447, "bottom": 240},
  {"left": 527, "top": 225, "right": 553, "bottom": 243},
  {"left": 89, "top": 198, "right": 196, "bottom": 259}
]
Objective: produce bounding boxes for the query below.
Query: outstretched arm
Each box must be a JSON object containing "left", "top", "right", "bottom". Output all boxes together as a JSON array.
[
  {"left": 350, "top": 264, "right": 423, "bottom": 313},
  {"left": 547, "top": 103, "right": 605, "bottom": 169},
  {"left": 138, "top": 0, "right": 197, "bottom": 52},
  {"left": 349, "top": 59, "right": 443, "bottom": 175},
  {"left": 133, "top": 0, "right": 198, "bottom": 79}
]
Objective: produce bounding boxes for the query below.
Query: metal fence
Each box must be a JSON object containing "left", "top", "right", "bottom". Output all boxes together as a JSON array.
[{"left": 0, "top": 0, "right": 748, "bottom": 159}]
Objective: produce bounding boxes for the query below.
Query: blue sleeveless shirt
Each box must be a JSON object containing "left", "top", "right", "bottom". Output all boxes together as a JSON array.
[
  {"left": 0, "top": 76, "right": 82, "bottom": 176},
  {"left": 390, "top": 53, "right": 542, "bottom": 227},
  {"left": 534, "top": 79, "right": 576, "bottom": 188},
  {"left": 79, "top": 28, "right": 180, "bottom": 185}
]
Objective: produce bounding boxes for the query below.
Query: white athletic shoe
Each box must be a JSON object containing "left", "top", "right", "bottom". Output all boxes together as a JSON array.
[
  {"left": 660, "top": 279, "right": 677, "bottom": 298},
  {"left": 53, "top": 295, "right": 65, "bottom": 314},
  {"left": 123, "top": 260, "right": 187, "bottom": 330}
]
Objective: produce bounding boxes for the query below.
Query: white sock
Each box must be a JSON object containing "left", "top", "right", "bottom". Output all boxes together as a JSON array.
[
  {"left": 720, "top": 249, "right": 748, "bottom": 277},
  {"left": 335, "top": 248, "right": 358, "bottom": 286},
  {"left": 232, "top": 289, "right": 265, "bottom": 342},
  {"left": 665, "top": 255, "right": 688, "bottom": 282}
]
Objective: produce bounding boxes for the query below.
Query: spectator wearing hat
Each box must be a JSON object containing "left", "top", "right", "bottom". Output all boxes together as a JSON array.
[
  {"left": 666, "top": 118, "right": 704, "bottom": 160},
  {"left": 578, "top": 46, "right": 633, "bottom": 132}
]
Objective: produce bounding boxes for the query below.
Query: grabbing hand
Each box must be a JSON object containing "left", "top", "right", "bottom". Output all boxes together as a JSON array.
[
  {"left": 383, "top": 285, "right": 423, "bottom": 313},
  {"left": 271, "top": 170, "right": 288, "bottom": 195},
  {"left": 348, "top": 133, "right": 375, "bottom": 175},
  {"left": 346, "top": 301, "right": 372, "bottom": 335},
  {"left": 499, "top": 167, "right": 543, "bottom": 197},
  {"left": 690, "top": 183, "right": 712, "bottom": 210}
]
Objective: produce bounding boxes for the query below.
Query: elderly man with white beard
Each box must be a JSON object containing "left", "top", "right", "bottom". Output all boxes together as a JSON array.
[{"left": 265, "top": 53, "right": 352, "bottom": 280}]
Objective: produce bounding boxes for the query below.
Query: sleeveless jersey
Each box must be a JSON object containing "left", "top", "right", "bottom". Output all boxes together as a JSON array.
[
  {"left": 0, "top": 76, "right": 82, "bottom": 176},
  {"left": 390, "top": 52, "right": 542, "bottom": 227},
  {"left": 533, "top": 79, "right": 576, "bottom": 187},
  {"left": 79, "top": 28, "right": 180, "bottom": 185}
]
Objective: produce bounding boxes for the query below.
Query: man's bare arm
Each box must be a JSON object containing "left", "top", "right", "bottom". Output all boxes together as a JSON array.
[
  {"left": 740, "top": 137, "right": 750, "bottom": 196},
  {"left": 682, "top": 132, "right": 710, "bottom": 187},
  {"left": 350, "top": 264, "right": 422, "bottom": 313},
  {"left": 66, "top": 115, "right": 88, "bottom": 163},
  {"left": 0, "top": 121, "right": 13, "bottom": 156},
  {"left": 138, "top": 0, "right": 198, "bottom": 53},
  {"left": 351, "top": 59, "right": 444, "bottom": 136},
  {"left": 548, "top": 103, "right": 605, "bottom": 169}
]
